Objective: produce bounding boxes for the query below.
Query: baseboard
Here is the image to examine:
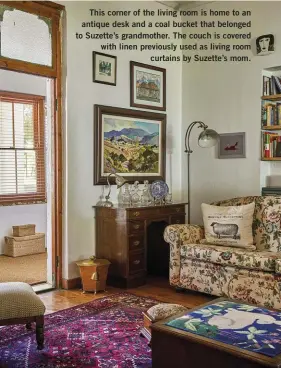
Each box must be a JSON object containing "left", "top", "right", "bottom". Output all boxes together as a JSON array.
[{"left": 62, "top": 277, "right": 82, "bottom": 289}]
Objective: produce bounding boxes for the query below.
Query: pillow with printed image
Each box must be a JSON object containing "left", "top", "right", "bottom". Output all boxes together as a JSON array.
[{"left": 200, "top": 202, "right": 256, "bottom": 249}]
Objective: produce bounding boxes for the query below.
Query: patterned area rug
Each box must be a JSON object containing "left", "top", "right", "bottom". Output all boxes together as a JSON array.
[{"left": 0, "top": 293, "right": 158, "bottom": 368}]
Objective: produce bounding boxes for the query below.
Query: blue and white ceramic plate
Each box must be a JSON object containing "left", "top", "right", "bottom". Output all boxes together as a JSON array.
[{"left": 150, "top": 180, "right": 169, "bottom": 200}]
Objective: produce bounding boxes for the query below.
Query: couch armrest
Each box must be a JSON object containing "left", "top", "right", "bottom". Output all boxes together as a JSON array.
[
  {"left": 275, "top": 258, "right": 281, "bottom": 274},
  {"left": 164, "top": 224, "right": 204, "bottom": 287},
  {"left": 164, "top": 224, "right": 204, "bottom": 247}
]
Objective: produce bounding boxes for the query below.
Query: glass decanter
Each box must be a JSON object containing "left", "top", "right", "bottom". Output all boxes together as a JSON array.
[
  {"left": 121, "top": 183, "right": 131, "bottom": 205},
  {"left": 141, "top": 180, "right": 151, "bottom": 205},
  {"left": 131, "top": 181, "right": 140, "bottom": 205}
]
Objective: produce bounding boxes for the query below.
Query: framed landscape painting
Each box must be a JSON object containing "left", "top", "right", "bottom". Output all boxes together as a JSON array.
[
  {"left": 94, "top": 105, "right": 166, "bottom": 185},
  {"left": 93, "top": 51, "right": 117, "bottom": 86},
  {"left": 130, "top": 61, "right": 166, "bottom": 111}
]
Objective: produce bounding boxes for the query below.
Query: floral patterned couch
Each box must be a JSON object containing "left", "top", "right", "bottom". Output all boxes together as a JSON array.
[{"left": 164, "top": 196, "right": 281, "bottom": 309}]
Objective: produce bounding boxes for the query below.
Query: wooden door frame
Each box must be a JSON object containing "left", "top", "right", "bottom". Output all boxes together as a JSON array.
[{"left": 0, "top": 1, "right": 64, "bottom": 288}]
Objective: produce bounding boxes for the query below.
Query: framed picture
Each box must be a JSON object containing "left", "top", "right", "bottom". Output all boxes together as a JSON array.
[
  {"left": 130, "top": 61, "right": 166, "bottom": 111},
  {"left": 94, "top": 105, "right": 166, "bottom": 185},
  {"left": 218, "top": 132, "right": 246, "bottom": 159},
  {"left": 93, "top": 51, "right": 117, "bottom": 86},
  {"left": 256, "top": 34, "right": 274, "bottom": 56}
]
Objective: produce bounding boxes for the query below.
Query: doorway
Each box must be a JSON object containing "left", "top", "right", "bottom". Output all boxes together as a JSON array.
[
  {"left": 0, "top": 2, "right": 64, "bottom": 289},
  {"left": 0, "top": 73, "right": 55, "bottom": 288}
]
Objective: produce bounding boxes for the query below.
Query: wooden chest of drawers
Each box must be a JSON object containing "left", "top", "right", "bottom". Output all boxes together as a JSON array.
[{"left": 93, "top": 202, "right": 187, "bottom": 288}]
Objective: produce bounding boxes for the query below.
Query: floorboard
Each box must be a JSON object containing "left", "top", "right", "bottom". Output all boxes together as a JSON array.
[{"left": 39, "top": 277, "right": 214, "bottom": 314}]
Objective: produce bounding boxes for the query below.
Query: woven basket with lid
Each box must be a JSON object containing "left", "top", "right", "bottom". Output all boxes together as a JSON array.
[{"left": 12, "top": 224, "right": 35, "bottom": 237}]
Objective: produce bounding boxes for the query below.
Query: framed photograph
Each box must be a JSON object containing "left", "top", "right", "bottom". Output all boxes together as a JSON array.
[
  {"left": 130, "top": 61, "right": 166, "bottom": 111},
  {"left": 218, "top": 132, "right": 246, "bottom": 159},
  {"left": 94, "top": 105, "right": 166, "bottom": 185},
  {"left": 93, "top": 51, "right": 117, "bottom": 86}
]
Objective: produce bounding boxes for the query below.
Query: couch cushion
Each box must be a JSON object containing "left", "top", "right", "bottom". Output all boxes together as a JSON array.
[
  {"left": 0, "top": 282, "right": 45, "bottom": 320},
  {"left": 180, "top": 243, "right": 279, "bottom": 272},
  {"left": 146, "top": 303, "right": 188, "bottom": 322},
  {"left": 201, "top": 202, "right": 255, "bottom": 249},
  {"left": 211, "top": 196, "right": 281, "bottom": 252}
]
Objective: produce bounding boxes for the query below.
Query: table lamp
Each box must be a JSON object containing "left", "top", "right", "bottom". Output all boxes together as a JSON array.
[{"left": 96, "top": 173, "right": 127, "bottom": 207}]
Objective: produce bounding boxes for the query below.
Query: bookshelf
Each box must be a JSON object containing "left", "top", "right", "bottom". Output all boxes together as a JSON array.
[
  {"left": 261, "top": 94, "right": 281, "bottom": 101},
  {"left": 261, "top": 74, "right": 281, "bottom": 161},
  {"left": 261, "top": 157, "right": 281, "bottom": 161}
]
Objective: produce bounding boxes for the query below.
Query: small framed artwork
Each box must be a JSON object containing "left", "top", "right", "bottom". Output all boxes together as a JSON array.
[
  {"left": 256, "top": 34, "right": 274, "bottom": 56},
  {"left": 94, "top": 104, "right": 166, "bottom": 185},
  {"left": 93, "top": 51, "right": 117, "bottom": 86},
  {"left": 130, "top": 61, "right": 166, "bottom": 111},
  {"left": 218, "top": 132, "right": 246, "bottom": 159}
]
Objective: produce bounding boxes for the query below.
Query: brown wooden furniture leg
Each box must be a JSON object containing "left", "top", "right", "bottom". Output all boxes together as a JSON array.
[{"left": 36, "top": 316, "right": 44, "bottom": 350}]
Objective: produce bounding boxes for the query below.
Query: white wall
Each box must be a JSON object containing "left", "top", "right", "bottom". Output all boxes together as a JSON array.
[
  {"left": 63, "top": 1, "right": 183, "bottom": 279},
  {"left": 182, "top": 1, "right": 281, "bottom": 224},
  {"left": 0, "top": 71, "right": 49, "bottom": 254}
]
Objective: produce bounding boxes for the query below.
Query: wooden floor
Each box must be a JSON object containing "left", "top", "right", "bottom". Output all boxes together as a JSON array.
[{"left": 39, "top": 277, "right": 214, "bottom": 314}]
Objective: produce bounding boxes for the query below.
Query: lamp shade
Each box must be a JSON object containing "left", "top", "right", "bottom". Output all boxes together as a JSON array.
[
  {"left": 198, "top": 128, "right": 219, "bottom": 148},
  {"left": 114, "top": 173, "right": 127, "bottom": 188}
]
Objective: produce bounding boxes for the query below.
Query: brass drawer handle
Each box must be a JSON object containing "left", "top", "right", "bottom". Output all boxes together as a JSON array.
[
  {"left": 133, "top": 260, "right": 140, "bottom": 265},
  {"left": 175, "top": 208, "right": 181, "bottom": 213},
  {"left": 176, "top": 220, "right": 180, "bottom": 224},
  {"left": 133, "top": 224, "right": 140, "bottom": 229},
  {"left": 133, "top": 240, "right": 140, "bottom": 246},
  {"left": 133, "top": 211, "right": 140, "bottom": 217}
]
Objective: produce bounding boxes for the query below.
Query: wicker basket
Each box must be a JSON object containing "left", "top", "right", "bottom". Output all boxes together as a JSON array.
[
  {"left": 12, "top": 224, "right": 36, "bottom": 237},
  {"left": 4, "top": 233, "right": 45, "bottom": 257}
]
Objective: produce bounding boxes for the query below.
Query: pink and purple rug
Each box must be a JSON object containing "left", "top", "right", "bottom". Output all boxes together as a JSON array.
[{"left": 0, "top": 293, "right": 158, "bottom": 368}]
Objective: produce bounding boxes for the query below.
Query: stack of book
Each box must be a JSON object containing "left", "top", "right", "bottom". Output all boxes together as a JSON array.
[
  {"left": 261, "top": 101, "right": 281, "bottom": 127},
  {"left": 263, "top": 75, "right": 281, "bottom": 96},
  {"left": 262, "top": 132, "right": 281, "bottom": 158}
]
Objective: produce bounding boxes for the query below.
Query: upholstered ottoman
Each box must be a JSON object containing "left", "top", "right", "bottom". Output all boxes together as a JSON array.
[
  {"left": 0, "top": 282, "right": 45, "bottom": 349},
  {"left": 140, "top": 303, "right": 188, "bottom": 344}
]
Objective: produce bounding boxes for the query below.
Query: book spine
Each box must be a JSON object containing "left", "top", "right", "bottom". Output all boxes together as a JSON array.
[
  {"left": 271, "top": 106, "right": 275, "bottom": 125},
  {"left": 277, "top": 103, "right": 281, "bottom": 125},
  {"left": 274, "top": 76, "right": 281, "bottom": 93},
  {"left": 267, "top": 105, "right": 272, "bottom": 126},
  {"left": 271, "top": 76, "right": 277, "bottom": 95},
  {"left": 263, "top": 132, "right": 270, "bottom": 158}
]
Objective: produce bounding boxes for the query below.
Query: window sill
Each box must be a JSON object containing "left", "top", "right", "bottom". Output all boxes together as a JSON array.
[{"left": 0, "top": 198, "right": 47, "bottom": 206}]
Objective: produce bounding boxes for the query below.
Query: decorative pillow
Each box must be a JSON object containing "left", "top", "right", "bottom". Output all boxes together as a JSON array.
[
  {"left": 201, "top": 202, "right": 256, "bottom": 249},
  {"left": 147, "top": 303, "right": 188, "bottom": 322}
]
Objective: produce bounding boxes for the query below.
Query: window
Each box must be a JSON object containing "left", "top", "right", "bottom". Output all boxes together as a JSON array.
[
  {"left": 0, "top": 91, "right": 46, "bottom": 205},
  {"left": 0, "top": 6, "right": 52, "bottom": 67}
]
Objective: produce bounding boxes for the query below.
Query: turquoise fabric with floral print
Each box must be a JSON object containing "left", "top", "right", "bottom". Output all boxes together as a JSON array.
[{"left": 166, "top": 300, "right": 281, "bottom": 357}]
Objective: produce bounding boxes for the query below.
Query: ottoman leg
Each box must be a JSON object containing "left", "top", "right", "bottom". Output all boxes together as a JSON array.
[
  {"left": 26, "top": 322, "right": 32, "bottom": 330},
  {"left": 36, "top": 316, "right": 44, "bottom": 350}
]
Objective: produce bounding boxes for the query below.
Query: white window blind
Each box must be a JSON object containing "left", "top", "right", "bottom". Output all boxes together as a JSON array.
[{"left": 0, "top": 92, "right": 46, "bottom": 205}]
